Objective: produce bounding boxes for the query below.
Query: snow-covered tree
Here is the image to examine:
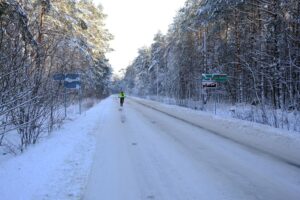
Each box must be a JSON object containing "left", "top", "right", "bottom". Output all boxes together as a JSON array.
[
  {"left": 122, "top": 0, "right": 300, "bottom": 131},
  {"left": 0, "top": 0, "right": 113, "bottom": 151}
]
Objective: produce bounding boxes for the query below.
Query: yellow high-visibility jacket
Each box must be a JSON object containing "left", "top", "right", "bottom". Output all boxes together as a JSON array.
[{"left": 119, "top": 92, "right": 125, "bottom": 98}]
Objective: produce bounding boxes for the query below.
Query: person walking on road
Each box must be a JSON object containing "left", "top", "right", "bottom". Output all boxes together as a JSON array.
[{"left": 119, "top": 91, "right": 126, "bottom": 107}]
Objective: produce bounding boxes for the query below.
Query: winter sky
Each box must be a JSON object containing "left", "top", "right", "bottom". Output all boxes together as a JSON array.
[{"left": 93, "top": 0, "right": 186, "bottom": 76}]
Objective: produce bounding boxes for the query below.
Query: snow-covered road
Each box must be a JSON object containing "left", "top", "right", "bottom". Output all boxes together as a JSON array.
[{"left": 83, "top": 97, "right": 300, "bottom": 200}]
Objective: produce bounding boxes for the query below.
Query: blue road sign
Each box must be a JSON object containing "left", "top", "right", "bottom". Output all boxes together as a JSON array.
[
  {"left": 53, "top": 73, "right": 65, "bottom": 81},
  {"left": 65, "top": 74, "right": 80, "bottom": 82},
  {"left": 64, "top": 81, "right": 81, "bottom": 89}
]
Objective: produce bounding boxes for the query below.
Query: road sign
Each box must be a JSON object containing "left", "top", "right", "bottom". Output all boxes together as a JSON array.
[
  {"left": 64, "top": 74, "right": 81, "bottom": 89},
  {"left": 64, "top": 81, "right": 81, "bottom": 89},
  {"left": 53, "top": 73, "right": 65, "bottom": 81},
  {"left": 202, "top": 81, "right": 217, "bottom": 88},
  {"left": 65, "top": 74, "right": 80, "bottom": 82},
  {"left": 202, "top": 74, "right": 213, "bottom": 81},
  {"left": 202, "top": 74, "right": 228, "bottom": 82},
  {"left": 52, "top": 73, "right": 82, "bottom": 116},
  {"left": 212, "top": 74, "right": 228, "bottom": 82}
]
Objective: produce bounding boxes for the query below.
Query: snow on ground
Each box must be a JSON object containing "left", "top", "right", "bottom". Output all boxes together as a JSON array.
[
  {"left": 0, "top": 98, "right": 110, "bottom": 200},
  {"left": 0, "top": 98, "right": 97, "bottom": 163},
  {"left": 1, "top": 96, "right": 300, "bottom": 200},
  {"left": 144, "top": 95, "right": 300, "bottom": 132}
]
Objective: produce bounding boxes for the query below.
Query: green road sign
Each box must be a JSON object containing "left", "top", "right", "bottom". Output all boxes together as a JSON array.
[
  {"left": 212, "top": 74, "right": 228, "bottom": 82},
  {"left": 202, "top": 74, "right": 228, "bottom": 82},
  {"left": 202, "top": 74, "right": 213, "bottom": 80}
]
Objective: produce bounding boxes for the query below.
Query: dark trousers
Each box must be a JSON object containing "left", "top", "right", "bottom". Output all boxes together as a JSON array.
[{"left": 120, "top": 97, "right": 124, "bottom": 106}]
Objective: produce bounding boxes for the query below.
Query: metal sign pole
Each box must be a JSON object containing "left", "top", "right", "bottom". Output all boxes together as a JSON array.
[
  {"left": 64, "top": 87, "right": 67, "bottom": 118},
  {"left": 214, "top": 93, "right": 217, "bottom": 115},
  {"left": 79, "top": 84, "right": 82, "bottom": 115}
]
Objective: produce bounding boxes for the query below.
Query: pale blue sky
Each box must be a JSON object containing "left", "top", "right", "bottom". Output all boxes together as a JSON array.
[{"left": 93, "top": 0, "right": 186, "bottom": 75}]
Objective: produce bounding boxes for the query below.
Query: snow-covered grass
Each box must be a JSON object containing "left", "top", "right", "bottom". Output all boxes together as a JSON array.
[
  {"left": 0, "top": 98, "right": 100, "bottom": 161},
  {"left": 131, "top": 96, "right": 300, "bottom": 166},
  {"left": 230, "top": 103, "right": 300, "bottom": 131},
  {"left": 0, "top": 98, "right": 109, "bottom": 200},
  {"left": 144, "top": 95, "right": 300, "bottom": 133}
]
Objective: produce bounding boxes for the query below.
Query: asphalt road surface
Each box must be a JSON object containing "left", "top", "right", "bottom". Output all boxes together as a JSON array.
[{"left": 83, "top": 97, "right": 300, "bottom": 200}]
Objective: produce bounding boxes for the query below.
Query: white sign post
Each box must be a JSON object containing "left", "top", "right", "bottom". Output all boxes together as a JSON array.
[
  {"left": 53, "top": 73, "right": 82, "bottom": 116},
  {"left": 65, "top": 74, "right": 82, "bottom": 115},
  {"left": 201, "top": 73, "right": 228, "bottom": 114}
]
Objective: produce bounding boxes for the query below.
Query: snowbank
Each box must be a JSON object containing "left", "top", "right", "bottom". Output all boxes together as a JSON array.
[
  {"left": 131, "top": 97, "right": 300, "bottom": 166},
  {"left": 0, "top": 98, "right": 109, "bottom": 200}
]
